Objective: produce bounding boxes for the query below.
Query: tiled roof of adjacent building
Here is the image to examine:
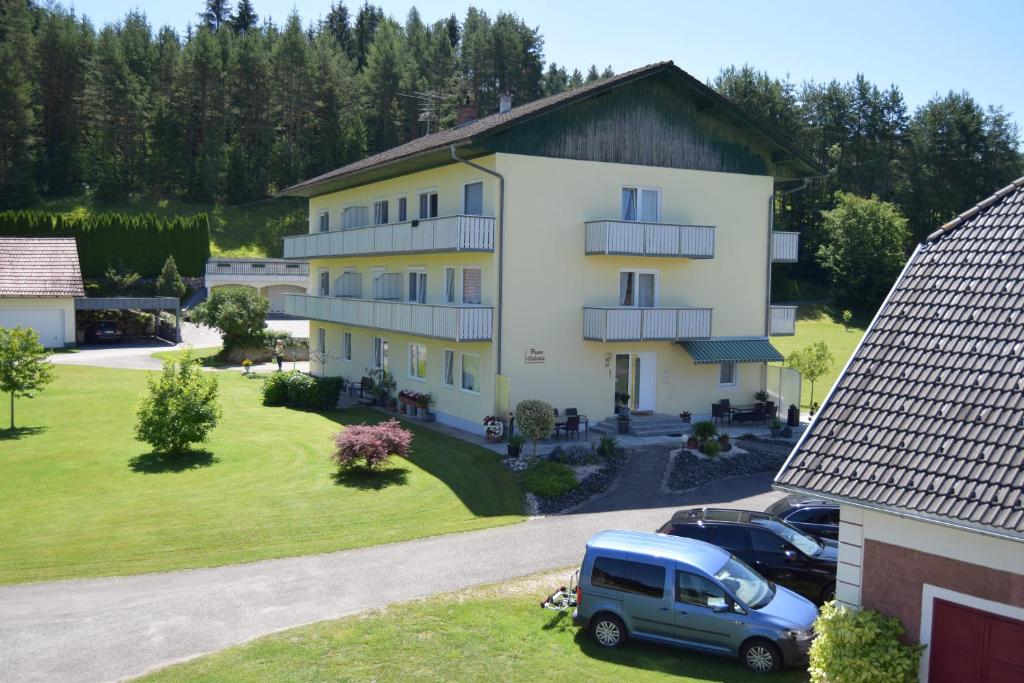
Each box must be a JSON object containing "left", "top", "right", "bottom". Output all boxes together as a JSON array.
[
  {"left": 774, "top": 177, "right": 1024, "bottom": 539},
  {"left": 0, "top": 237, "right": 85, "bottom": 297},
  {"left": 280, "top": 61, "right": 823, "bottom": 197}
]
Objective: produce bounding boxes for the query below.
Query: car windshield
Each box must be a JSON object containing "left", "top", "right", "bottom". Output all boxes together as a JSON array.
[
  {"left": 751, "top": 517, "right": 822, "bottom": 556},
  {"left": 715, "top": 555, "right": 775, "bottom": 610}
]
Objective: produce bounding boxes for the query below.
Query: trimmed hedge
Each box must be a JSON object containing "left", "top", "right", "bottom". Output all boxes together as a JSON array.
[
  {"left": 0, "top": 210, "right": 210, "bottom": 277},
  {"left": 261, "top": 371, "right": 345, "bottom": 411}
]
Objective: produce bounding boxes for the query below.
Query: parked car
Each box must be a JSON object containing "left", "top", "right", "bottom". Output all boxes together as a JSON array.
[
  {"left": 573, "top": 529, "right": 817, "bottom": 673},
  {"left": 657, "top": 508, "right": 838, "bottom": 604},
  {"left": 85, "top": 320, "right": 123, "bottom": 343},
  {"left": 765, "top": 495, "right": 840, "bottom": 540}
]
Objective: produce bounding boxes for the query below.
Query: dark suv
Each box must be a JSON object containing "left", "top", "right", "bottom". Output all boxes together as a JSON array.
[
  {"left": 765, "top": 496, "right": 840, "bottom": 541},
  {"left": 657, "top": 508, "right": 838, "bottom": 604}
]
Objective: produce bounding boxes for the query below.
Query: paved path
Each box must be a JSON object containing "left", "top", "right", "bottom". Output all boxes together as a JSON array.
[{"left": 0, "top": 484, "right": 782, "bottom": 682}]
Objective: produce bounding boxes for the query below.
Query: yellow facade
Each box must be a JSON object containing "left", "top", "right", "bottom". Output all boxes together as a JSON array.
[{"left": 300, "top": 152, "right": 779, "bottom": 432}]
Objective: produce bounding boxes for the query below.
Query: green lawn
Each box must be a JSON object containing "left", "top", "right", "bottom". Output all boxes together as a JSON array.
[
  {"left": 143, "top": 571, "right": 809, "bottom": 683},
  {"left": 151, "top": 346, "right": 225, "bottom": 366},
  {"left": 771, "top": 304, "right": 867, "bottom": 409},
  {"left": 0, "top": 366, "right": 523, "bottom": 585}
]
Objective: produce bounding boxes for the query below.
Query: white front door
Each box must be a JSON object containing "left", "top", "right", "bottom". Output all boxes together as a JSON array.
[{"left": 634, "top": 352, "right": 657, "bottom": 412}]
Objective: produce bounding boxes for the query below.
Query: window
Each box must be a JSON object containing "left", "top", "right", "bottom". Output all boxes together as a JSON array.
[
  {"left": 318, "top": 212, "right": 329, "bottom": 232},
  {"left": 407, "top": 270, "right": 427, "bottom": 304},
  {"left": 719, "top": 362, "right": 737, "bottom": 386},
  {"left": 462, "top": 267, "right": 482, "bottom": 305},
  {"left": 676, "top": 571, "right": 728, "bottom": 609},
  {"left": 419, "top": 191, "right": 438, "bottom": 219},
  {"left": 373, "top": 337, "right": 389, "bottom": 370},
  {"left": 342, "top": 205, "right": 368, "bottom": 229},
  {"left": 710, "top": 526, "right": 751, "bottom": 552},
  {"left": 788, "top": 508, "right": 835, "bottom": 525},
  {"left": 464, "top": 181, "right": 484, "bottom": 215},
  {"left": 409, "top": 343, "right": 427, "bottom": 380},
  {"left": 444, "top": 267, "right": 456, "bottom": 304},
  {"left": 750, "top": 528, "right": 786, "bottom": 554},
  {"left": 318, "top": 270, "right": 330, "bottom": 296},
  {"left": 373, "top": 200, "right": 389, "bottom": 225},
  {"left": 443, "top": 349, "right": 455, "bottom": 387},
  {"left": 591, "top": 557, "right": 665, "bottom": 599},
  {"left": 621, "top": 187, "right": 660, "bottom": 222},
  {"left": 317, "top": 328, "right": 326, "bottom": 355},
  {"left": 619, "top": 271, "right": 655, "bottom": 307},
  {"left": 667, "top": 524, "right": 713, "bottom": 542},
  {"left": 342, "top": 332, "right": 352, "bottom": 361},
  {"left": 461, "top": 353, "right": 480, "bottom": 393},
  {"left": 397, "top": 197, "right": 408, "bottom": 222}
]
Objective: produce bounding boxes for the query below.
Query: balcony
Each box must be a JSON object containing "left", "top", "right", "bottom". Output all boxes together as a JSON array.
[
  {"left": 205, "top": 259, "right": 309, "bottom": 286},
  {"left": 769, "top": 305, "right": 797, "bottom": 336},
  {"left": 286, "top": 294, "right": 493, "bottom": 342},
  {"left": 284, "top": 215, "right": 495, "bottom": 259},
  {"left": 585, "top": 220, "right": 715, "bottom": 259},
  {"left": 771, "top": 231, "right": 800, "bottom": 263},
  {"left": 583, "top": 307, "right": 712, "bottom": 342}
]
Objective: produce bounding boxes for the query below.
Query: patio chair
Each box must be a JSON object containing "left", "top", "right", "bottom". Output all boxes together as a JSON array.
[
  {"left": 557, "top": 415, "right": 581, "bottom": 441},
  {"left": 754, "top": 403, "right": 767, "bottom": 425},
  {"left": 711, "top": 403, "right": 726, "bottom": 425}
]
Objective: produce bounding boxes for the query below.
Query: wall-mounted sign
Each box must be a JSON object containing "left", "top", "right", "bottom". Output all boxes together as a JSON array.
[{"left": 525, "top": 346, "right": 546, "bottom": 364}]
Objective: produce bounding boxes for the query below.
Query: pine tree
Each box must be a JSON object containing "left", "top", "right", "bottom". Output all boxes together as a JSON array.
[
  {"left": 230, "top": 0, "right": 258, "bottom": 34},
  {"left": 155, "top": 254, "right": 187, "bottom": 298},
  {"left": 199, "top": 0, "right": 232, "bottom": 31},
  {"left": 0, "top": 0, "right": 39, "bottom": 206},
  {"left": 269, "top": 12, "right": 314, "bottom": 189}
]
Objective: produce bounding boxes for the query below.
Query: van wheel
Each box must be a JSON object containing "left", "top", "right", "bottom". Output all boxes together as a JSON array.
[
  {"left": 590, "top": 614, "right": 626, "bottom": 648},
  {"left": 740, "top": 639, "right": 782, "bottom": 673}
]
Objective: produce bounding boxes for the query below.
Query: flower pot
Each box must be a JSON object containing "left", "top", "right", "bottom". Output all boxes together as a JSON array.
[
  {"left": 485, "top": 432, "right": 500, "bottom": 443},
  {"left": 507, "top": 444, "right": 521, "bottom": 458},
  {"left": 686, "top": 437, "right": 698, "bottom": 449},
  {"left": 787, "top": 405, "right": 800, "bottom": 427},
  {"left": 680, "top": 412, "right": 691, "bottom": 423}
]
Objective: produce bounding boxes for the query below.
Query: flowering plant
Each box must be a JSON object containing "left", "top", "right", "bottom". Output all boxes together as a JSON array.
[
  {"left": 242, "top": 358, "right": 253, "bottom": 374},
  {"left": 400, "top": 390, "right": 429, "bottom": 407},
  {"left": 483, "top": 415, "right": 504, "bottom": 438}
]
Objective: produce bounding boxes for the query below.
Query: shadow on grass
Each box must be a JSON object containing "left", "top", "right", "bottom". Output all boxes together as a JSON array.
[
  {"left": 332, "top": 466, "right": 410, "bottom": 490},
  {"left": 0, "top": 426, "right": 47, "bottom": 441},
  {"left": 129, "top": 450, "right": 218, "bottom": 473}
]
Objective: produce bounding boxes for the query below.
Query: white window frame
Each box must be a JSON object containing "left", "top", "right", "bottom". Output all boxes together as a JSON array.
[
  {"left": 406, "top": 266, "right": 427, "bottom": 304},
  {"left": 462, "top": 180, "right": 485, "bottom": 216},
  {"left": 621, "top": 185, "right": 662, "bottom": 222},
  {"left": 317, "top": 328, "right": 326, "bottom": 355},
  {"left": 408, "top": 343, "right": 427, "bottom": 381},
  {"left": 461, "top": 266, "right": 482, "bottom": 306},
  {"left": 460, "top": 352, "right": 481, "bottom": 394},
  {"left": 397, "top": 196, "right": 408, "bottom": 223},
  {"left": 618, "top": 269, "right": 658, "bottom": 308},
  {"left": 418, "top": 188, "right": 439, "bottom": 220},
  {"left": 719, "top": 362, "right": 737, "bottom": 387},
  {"left": 318, "top": 269, "right": 330, "bottom": 296},
  {"left": 442, "top": 348, "right": 455, "bottom": 388},
  {"left": 373, "top": 336, "right": 389, "bottom": 370},
  {"left": 342, "top": 331, "right": 352, "bottom": 361},
  {"left": 317, "top": 211, "right": 330, "bottom": 233},
  {"left": 373, "top": 199, "right": 389, "bottom": 225},
  {"left": 443, "top": 266, "right": 457, "bottom": 305}
]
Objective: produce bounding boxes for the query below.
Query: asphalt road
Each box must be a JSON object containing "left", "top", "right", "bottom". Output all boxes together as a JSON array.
[{"left": 0, "top": 476, "right": 782, "bottom": 682}]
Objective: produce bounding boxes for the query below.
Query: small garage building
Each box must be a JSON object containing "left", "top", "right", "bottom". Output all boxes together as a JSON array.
[{"left": 0, "top": 237, "right": 84, "bottom": 347}]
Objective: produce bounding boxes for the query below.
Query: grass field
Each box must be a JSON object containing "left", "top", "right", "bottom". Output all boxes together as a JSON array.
[
  {"left": 36, "top": 195, "right": 307, "bottom": 257},
  {"left": 143, "top": 570, "right": 809, "bottom": 683},
  {"left": 771, "top": 304, "right": 867, "bottom": 409},
  {"left": 151, "top": 346, "right": 225, "bottom": 366},
  {"left": 0, "top": 366, "right": 523, "bottom": 585}
]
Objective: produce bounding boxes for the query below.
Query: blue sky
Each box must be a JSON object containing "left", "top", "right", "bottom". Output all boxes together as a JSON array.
[{"left": 70, "top": 0, "right": 1024, "bottom": 131}]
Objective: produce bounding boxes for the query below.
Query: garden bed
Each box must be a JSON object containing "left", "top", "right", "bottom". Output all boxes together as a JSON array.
[
  {"left": 507, "top": 441, "right": 626, "bottom": 515},
  {"left": 666, "top": 442, "right": 789, "bottom": 493}
]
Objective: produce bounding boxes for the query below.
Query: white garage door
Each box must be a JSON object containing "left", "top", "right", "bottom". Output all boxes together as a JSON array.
[{"left": 0, "top": 309, "right": 65, "bottom": 348}]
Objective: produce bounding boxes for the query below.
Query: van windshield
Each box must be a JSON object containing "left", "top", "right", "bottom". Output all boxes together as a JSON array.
[{"left": 714, "top": 555, "right": 774, "bottom": 610}]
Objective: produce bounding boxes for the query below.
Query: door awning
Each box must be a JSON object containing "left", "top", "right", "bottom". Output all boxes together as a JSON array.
[{"left": 678, "top": 337, "right": 784, "bottom": 364}]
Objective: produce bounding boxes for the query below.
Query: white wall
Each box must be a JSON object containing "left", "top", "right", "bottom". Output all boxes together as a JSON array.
[{"left": 0, "top": 297, "right": 76, "bottom": 346}]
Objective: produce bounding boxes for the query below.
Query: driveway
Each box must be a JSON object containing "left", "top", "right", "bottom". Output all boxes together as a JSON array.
[{"left": 0, "top": 483, "right": 782, "bottom": 683}]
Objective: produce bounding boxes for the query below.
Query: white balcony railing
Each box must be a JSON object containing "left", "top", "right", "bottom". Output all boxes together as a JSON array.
[
  {"left": 286, "top": 294, "right": 493, "bottom": 342},
  {"left": 771, "top": 231, "right": 800, "bottom": 263},
  {"left": 583, "top": 307, "right": 712, "bottom": 341},
  {"left": 285, "top": 215, "right": 495, "bottom": 259},
  {"left": 769, "top": 305, "right": 797, "bottom": 336},
  {"left": 205, "top": 261, "right": 309, "bottom": 277},
  {"left": 585, "top": 220, "right": 715, "bottom": 258}
]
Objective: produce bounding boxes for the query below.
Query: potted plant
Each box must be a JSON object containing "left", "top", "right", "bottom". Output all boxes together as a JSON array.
[
  {"left": 615, "top": 392, "right": 631, "bottom": 416},
  {"left": 771, "top": 419, "right": 783, "bottom": 438},
  {"left": 397, "top": 390, "right": 408, "bottom": 414},
  {"left": 679, "top": 410, "right": 691, "bottom": 423},
  {"left": 242, "top": 358, "right": 253, "bottom": 375},
  {"left": 754, "top": 390, "right": 769, "bottom": 403},
  {"left": 483, "top": 416, "right": 504, "bottom": 442},
  {"left": 691, "top": 420, "right": 717, "bottom": 451},
  {"left": 368, "top": 368, "right": 395, "bottom": 407},
  {"left": 718, "top": 433, "right": 731, "bottom": 451},
  {"left": 617, "top": 412, "right": 630, "bottom": 434},
  {"left": 685, "top": 435, "right": 698, "bottom": 449},
  {"left": 787, "top": 404, "right": 800, "bottom": 427},
  {"left": 507, "top": 433, "right": 526, "bottom": 458},
  {"left": 422, "top": 393, "right": 435, "bottom": 421}
]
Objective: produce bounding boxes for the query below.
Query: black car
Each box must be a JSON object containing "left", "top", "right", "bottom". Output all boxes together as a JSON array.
[
  {"left": 85, "top": 320, "right": 123, "bottom": 343},
  {"left": 765, "top": 495, "right": 840, "bottom": 541},
  {"left": 657, "top": 508, "right": 838, "bottom": 604}
]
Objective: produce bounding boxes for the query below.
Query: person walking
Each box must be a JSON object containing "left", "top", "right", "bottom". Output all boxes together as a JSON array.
[{"left": 274, "top": 339, "right": 285, "bottom": 371}]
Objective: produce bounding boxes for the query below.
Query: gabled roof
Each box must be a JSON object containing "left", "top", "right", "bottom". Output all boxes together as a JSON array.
[
  {"left": 774, "top": 177, "right": 1024, "bottom": 541},
  {"left": 281, "top": 61, "right": 823, "bottom": 198},
  {"left": 0, "top": 237, "right": 84, "bottom": 297}
]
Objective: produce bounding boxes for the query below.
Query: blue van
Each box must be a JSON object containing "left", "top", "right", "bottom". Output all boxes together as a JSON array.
[{"left": 573, "top": 530, "right": 817, "bottom": 673}]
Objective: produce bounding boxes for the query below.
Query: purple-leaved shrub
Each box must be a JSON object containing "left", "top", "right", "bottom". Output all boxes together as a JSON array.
[{"left": 332, "top": 419, "right": 413, "bottom": 470}]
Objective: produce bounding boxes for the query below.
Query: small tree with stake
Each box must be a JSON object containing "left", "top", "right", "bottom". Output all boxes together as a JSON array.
[
  {"left": 515, "top": 399, "right": 555, "bottom": 456},
  {"left": 0, "top": 326, "right": 54, "bottom": 430},
  {"left": 786, "top": 341, "right": 835, "bottom": 411}
]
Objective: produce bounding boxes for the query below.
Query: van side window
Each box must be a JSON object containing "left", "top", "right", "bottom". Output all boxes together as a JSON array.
[
  {"left": 710, "top": 526, "right": 751, "bottom": 552},
  {"left": 676, "top": 571, "right": 727, "bottom": 609},
  {"left": 591, "top": 557, "right": 665, "bottom": 598}
]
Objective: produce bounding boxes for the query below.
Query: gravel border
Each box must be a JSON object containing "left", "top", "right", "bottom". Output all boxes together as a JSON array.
[
  {"left": 665, "top": 441, "right": 791, "bottom": 493},
  {"left": 530, "top": 452, "right": 627, "bottom": 514}
]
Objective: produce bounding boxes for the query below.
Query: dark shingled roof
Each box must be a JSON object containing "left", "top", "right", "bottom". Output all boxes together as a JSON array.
[
  {"left": 280, "top": 61, "right": 823, "bottom": 197},
  {"left": 774, "top": 177, "right": 1024, "bottom": 540},
  {"left": 0, "top": 237, "right": 84, "bottom": 297}
]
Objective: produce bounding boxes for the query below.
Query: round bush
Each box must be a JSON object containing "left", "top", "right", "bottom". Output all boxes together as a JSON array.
[
  {"left": 522, "top": 460, "right": 577, "bottom": 498},
  {"left": 261, "top": 371, "right": 294, "bottom": 406},
  {"left": 515, "top": 399, "right": 555, "bottom": 454},
  {"left": 809, "top": 602, "right": 923, "bottom": 683}
]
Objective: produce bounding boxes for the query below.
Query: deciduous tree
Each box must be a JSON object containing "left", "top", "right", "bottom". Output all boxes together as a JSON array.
[{"left": 0, "top": 326, "right": 54, "bottom": 430}]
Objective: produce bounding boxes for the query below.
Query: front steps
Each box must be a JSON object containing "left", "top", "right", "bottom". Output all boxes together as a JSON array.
[{"left": 592, "top": 413, "right": 698, "bottom": 437}]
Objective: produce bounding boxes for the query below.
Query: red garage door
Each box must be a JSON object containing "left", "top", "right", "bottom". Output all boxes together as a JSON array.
[{"left": 930, "top": 599, "right": 1024, "bottom": 682}]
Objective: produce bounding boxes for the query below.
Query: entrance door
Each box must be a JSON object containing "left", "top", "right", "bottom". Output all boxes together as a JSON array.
[{"left": 634, "top": 352, "right": 657, "bottom": 412}]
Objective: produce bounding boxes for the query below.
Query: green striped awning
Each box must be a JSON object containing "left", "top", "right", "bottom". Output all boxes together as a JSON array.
[{"left": 678, "top": 338, "right": 784, "bottom": 364}]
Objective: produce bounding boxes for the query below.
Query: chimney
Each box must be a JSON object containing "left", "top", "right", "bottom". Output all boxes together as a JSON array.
[
  {"left": 499, "top": 92, "right": 512, "bottom": 114},
  {"left": 455, "top": 101, "right": 477, "bottom": 127}
]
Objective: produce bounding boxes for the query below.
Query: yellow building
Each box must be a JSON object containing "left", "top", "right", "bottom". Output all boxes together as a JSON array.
[{"left": 279, "top": 62, "right": 820, "bottom": 435}]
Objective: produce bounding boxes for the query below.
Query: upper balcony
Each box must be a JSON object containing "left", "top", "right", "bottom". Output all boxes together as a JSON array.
[
  {"left": 769, "top": 305, "right": 797, "bottom": 336},
  {"left": 771, "top": 231, "right": 800, "bottom": 263},
  {"left": 286, "top": 294, "right": 493, "bottom": 342},
  {"left": 585, "top": 220, "right": 715, "bottom": 259},
  {"left": 583, "top": 306, "right": 712, "bottom": 342},
  {"left": 284, "top": 214, "right": 495, "bottom": 259},
  {"left": 205, "top": 259, "right": 309, "bottom": 285}
]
